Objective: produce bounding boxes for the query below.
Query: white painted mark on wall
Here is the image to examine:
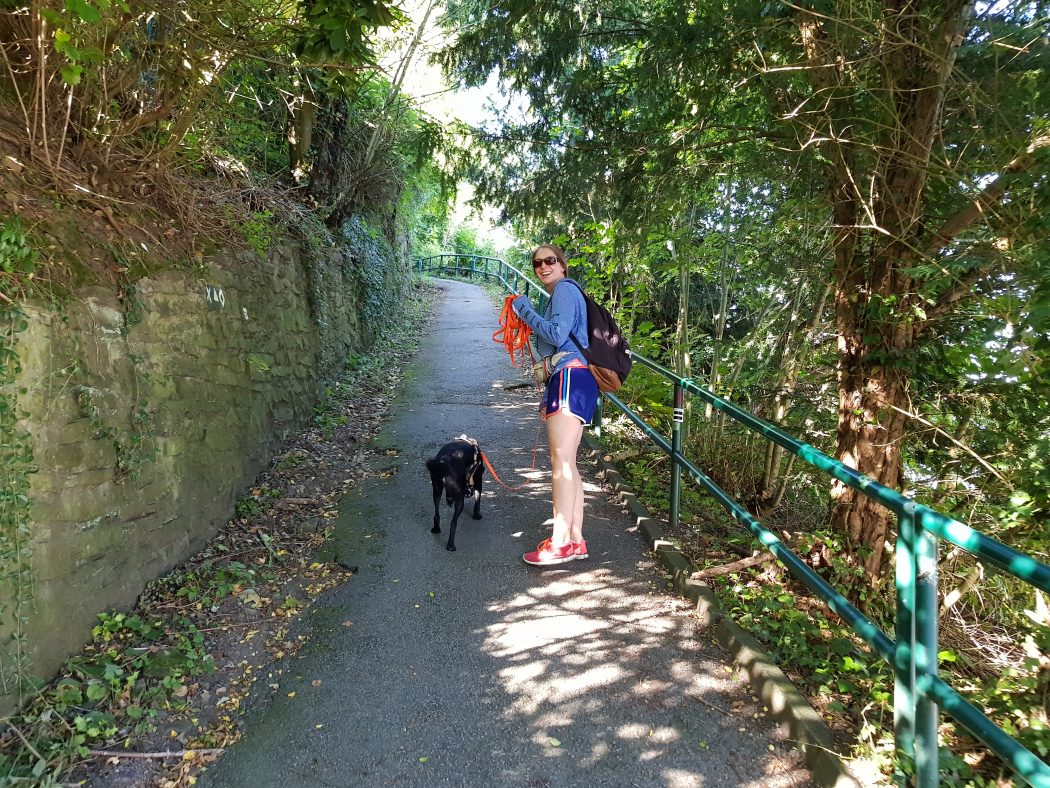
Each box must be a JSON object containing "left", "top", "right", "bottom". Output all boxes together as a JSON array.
[
  {"left": 205, "top": 285, "right": 225, "bottom": 310},
  {"left": 242, "top": 307, "right": 249, "bottom": 321}
]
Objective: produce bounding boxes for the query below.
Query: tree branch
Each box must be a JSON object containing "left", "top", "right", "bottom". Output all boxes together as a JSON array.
[
  {"left": 916, "top": 135, "right": 1048, "bottom": 323},
  {"left": 690, "top": 552, "right": 774, "bottom": 579},
  {"left": 923, "top": 263, "right": 987, "bottom": 324},
  {"left": 88, "top": 748, "right": 224, "bottom": 759},
  {"left": 923, "top": 135, "right": 1050, "bottom": 255}
]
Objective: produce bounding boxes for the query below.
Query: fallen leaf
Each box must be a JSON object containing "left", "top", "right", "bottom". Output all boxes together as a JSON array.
[
  {"left": 239, "top": 589, "right": 262, "bottom": 608},
  {"left": 548, "top": 737, "right": 561, "bottom": 747}
]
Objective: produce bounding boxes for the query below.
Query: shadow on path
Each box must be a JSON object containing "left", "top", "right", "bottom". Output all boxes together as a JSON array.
[{"left": 200, "top": 278, "right": 811, "bottom": 788}]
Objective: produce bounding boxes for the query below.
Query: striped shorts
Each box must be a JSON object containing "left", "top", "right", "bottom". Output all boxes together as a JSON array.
[{"left": 542, "top": 364, "right": 599, "bottom": 425}]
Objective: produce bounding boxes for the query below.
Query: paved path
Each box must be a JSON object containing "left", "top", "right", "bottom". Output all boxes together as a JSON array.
[{"left": 201, "top": 278, "right": 811, "bottom": 788}]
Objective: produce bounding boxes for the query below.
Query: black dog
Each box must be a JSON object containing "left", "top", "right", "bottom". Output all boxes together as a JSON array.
[{"left": 426, "top": 435, "right": 484, "bottom": 551}]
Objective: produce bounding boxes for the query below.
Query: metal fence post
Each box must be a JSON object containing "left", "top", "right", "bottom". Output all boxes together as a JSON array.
[
  {"left": 670, "top": 384, "right": 685, "bottom": 531},
  {"left": 895, "top": 504, "right": 917, "bottom": 773},
  {"left": 915, "top": 509, "right": 940, "bottom": 787}
]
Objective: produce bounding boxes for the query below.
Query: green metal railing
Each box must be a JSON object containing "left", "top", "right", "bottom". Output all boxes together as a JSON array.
[
  {"left": 417, "top": 254, "right": 1050, "bottom": 788},
  {"left": 415, "top": 253, "right": 542, "bottom": 300}
]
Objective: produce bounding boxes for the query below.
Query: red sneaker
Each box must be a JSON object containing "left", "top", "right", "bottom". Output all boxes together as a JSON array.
[
  {"left": 523, "top": 538, "right": 576, "bottom": 566},
  {"left": 572, "top": 540, "right": 589, "bottom": 560}
]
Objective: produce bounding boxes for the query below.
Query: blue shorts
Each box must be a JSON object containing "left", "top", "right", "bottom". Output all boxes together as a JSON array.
[{"left": 543, "top": 365, "right": 599, "bottom": 425}]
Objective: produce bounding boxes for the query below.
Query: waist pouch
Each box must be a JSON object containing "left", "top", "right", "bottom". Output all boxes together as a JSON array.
[{"left": 532, "top": 352, "right": 579, "bottom": 386}]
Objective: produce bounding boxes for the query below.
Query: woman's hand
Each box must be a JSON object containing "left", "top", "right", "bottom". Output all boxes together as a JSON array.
[{"left": 511, "top": 295, "right": 530, "bottom": 316}]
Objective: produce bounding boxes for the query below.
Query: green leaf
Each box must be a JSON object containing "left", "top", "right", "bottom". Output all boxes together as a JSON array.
[
  {"left": 85, "top": 681, "right": 108, "bottom": 701},
  {"left": 60, "top": 64, "right": 83, "bottom": 86},
  {"left": 842, "top": 655, "right": 866, "bottom": 672},
  {"left": 66, "top": 0, "right": 101, "bottom": 23}
]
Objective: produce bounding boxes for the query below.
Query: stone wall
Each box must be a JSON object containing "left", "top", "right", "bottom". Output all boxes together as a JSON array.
[{"left": 7, "top": 233, "right": 405, "bottom": 709}]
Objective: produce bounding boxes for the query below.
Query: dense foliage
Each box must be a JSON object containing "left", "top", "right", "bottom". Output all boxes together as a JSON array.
[
  {"left": 0, "top": 0, "right": 453, "bottom": 244},
  {"left": 1, "top": 0, "right": 397, "bottom": 168}
]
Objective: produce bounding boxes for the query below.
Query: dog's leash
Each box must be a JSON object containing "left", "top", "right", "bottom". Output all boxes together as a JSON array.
[
  {"left": 492, "top": 294, "right": 535, "bottom": 370},
  {"left": 486, "top": 298, "right": 551, "bottom": 491},
  {"left": 480, "top": 418, "right": 545, "bottom": 492}
]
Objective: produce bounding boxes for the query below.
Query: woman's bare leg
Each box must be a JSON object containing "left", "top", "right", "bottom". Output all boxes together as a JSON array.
[
  {"left": 570, "top": 471, "right": 585, "bottom": 543},
  {"left": 547, "top": 410, "right": 584, "bottom": 546}
]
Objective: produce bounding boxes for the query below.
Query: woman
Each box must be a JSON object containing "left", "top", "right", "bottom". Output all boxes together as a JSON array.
[{"left": 511, "top": 244, "right": 599, "bottom": 566}]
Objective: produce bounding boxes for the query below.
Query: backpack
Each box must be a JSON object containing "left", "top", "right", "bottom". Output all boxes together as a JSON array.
[{"left": 563, "top": 280, "right": 632, "bottom": 393}]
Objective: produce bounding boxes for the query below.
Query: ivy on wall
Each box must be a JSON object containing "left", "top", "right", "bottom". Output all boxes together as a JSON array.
[
  {"left": 341, "top": 214, "right": 398, "bottom": 328},
  {"left": 0, "top": 218, "right": 37, "bottom": 700}
]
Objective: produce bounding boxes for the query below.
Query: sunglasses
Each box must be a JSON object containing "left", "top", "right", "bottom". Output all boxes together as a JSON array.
[{"left": 532, "top": 255, "right": 559, "bottom": 268}]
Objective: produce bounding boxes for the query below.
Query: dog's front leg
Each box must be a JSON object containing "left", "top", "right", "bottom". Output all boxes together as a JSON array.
[
  {"left": 471, "top": 476, "right": 483, "bottom": 521},
  {"left": 431, "top": 479, "right": 443, "bottom": 534},
  {"left": 446, "top": 496, "right": 464, "bottom": 551}
]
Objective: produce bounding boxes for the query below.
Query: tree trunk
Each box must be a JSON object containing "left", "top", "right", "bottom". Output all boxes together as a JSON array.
[
  {"left": 761, "top": 281, "right": 831, "bottom": 503},
  {"left": 287, "top": 76, "right": 316, "bottom": 178},
  {"left": 830, "top": 353, "right": 911, "bottom": 577},
  {"left": 669, "top": 237, "right": 692, "bottom": 442},
  {"left": 804, "top": 0, "right": 969, "bottom": 582},
  {"left": 707, "top": 183, "right": 732, "bottom": 424}
]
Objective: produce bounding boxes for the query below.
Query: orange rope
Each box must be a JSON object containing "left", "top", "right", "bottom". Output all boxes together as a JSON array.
[
  {"left": 492, "top": 294, "right": 535, "bottom": 369},
  {"left": 480, "top": 421, "right": 544, "bottom": 492},
  {"left": 486, "top": 294, "right": 543, "bottom": 492}
]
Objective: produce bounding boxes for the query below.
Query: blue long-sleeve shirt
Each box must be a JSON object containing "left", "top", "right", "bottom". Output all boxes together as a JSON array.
[{"left": 512, "top": 279, "right": 589, "bottom": 372}]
